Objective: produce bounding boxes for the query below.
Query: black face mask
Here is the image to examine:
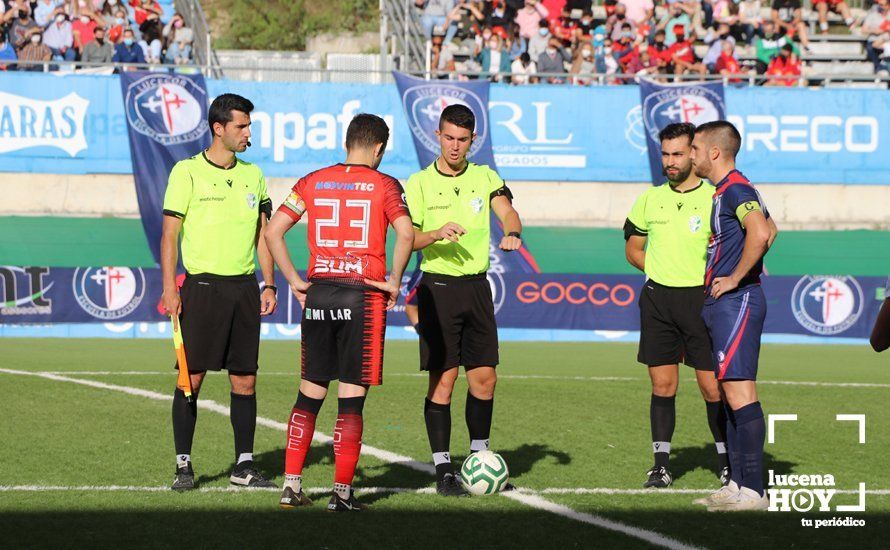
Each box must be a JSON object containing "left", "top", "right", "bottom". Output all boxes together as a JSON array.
[{"left": 96, "top": 37, "right": 105, "bottom": 44}]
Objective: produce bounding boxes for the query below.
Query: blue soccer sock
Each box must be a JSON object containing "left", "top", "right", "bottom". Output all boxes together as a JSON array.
[
  {"left": 734, "top": 401, "right": 766, "bottom": 496},
  {"left": 723, "top": 401, "right": 743, "bottom": 486}
]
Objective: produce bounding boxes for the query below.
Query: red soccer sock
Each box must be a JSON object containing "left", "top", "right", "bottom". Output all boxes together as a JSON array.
[
  {"left": 333, "top": 413, "right": 363, "bottom": 486},
  {"left": 285, "top": 407, "right": 317, "bottom": 476}
]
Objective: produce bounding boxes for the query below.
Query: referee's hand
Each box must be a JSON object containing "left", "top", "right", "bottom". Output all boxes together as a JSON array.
[
  {"left": 260, "top": 287, "right": 277, "bottom": 316},
  {"left": 499, "top": 235, "right": 521, "bottom": 251},
  {"left": 365, "top": 278, "right": 399, "bottom": 310},
  {"left": 435, "top": 222, "right": 467, "bottom": 243},
  {"left": 161, "top": 289, "right": 181, "bottom": 321}
]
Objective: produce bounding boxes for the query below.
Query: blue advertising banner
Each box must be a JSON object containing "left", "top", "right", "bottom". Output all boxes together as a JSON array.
[
  {"left": 639, "top": 79, "right": 726, "bottom": 185},
  {"left": 1, "top": 266, "right": 883, "bottom": 341},
  {"left": 1, "top": 72, "right": 889, "bottom": 185},
  {"left": 119, "top": 72, "right": 211, "bottom": 264}
]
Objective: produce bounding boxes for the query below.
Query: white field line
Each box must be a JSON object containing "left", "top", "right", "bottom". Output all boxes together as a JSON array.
[
  {"left": 0, "top": 368, "right": 696, "bottom": 550},
  {"left": 3, "top": 485, "right": 887, "bottom": 496},
  {"left": 34, "top": 370, "right": 890, "bottom": 389}
]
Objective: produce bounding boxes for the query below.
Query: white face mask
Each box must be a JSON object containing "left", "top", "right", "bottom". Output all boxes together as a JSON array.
[
  {"left": 604, "top": 46, "right": 612, "bottom": 54},
  {"left": 31, "top": 34, "right": 42, "bottom": 44},
  {"left": 582, "top": 49, "right": 592, "bottom": 58},
  {"left": 56, "top": 14, "right": 66, "bottom": 24},
  {"left": 80, "top": 16, "right": 91, "bottom": 24},
  {"left": 109, "top": 0, "right": 118, "bottom": 4}
]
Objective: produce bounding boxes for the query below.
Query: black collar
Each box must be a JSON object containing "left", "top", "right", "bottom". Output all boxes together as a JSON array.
[
  {"left": 668, "top": 180, "right": 705, "bottom": 194},
  {"left": 202, "top": 150, "right": 237, "bottom": 170},
  {"left": 434, "top": 158, "right": 469, "bottom": 178}
]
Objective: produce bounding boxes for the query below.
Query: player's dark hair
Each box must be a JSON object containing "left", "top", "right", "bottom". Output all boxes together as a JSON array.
[
  {"left": 345, "top": 113, "right": 390, "bottom": 152},
  {"left": 696, "top": 120, "right": 742, "bottom": 160},
  {"left": 208, "top": 94, "right": 254, "bottom": 131},
  {"left": 658, "top": 122, "right": 695, "bottom": 145},
  {"left": 439, "top": 104, "right": 475, "bottom": 132}
]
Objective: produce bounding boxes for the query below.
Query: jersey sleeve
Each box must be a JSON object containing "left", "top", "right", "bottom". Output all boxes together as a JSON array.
[
  {"left": 162, "top": 162, "right": 192, "bottom": 219},
  {"left": 383, "top": 177, "right": 410, "bottom": 225},
  {"left": 278, "top": 178, "right": 307, "bottom": 222},
  {"left": 726, "top": 184, "right": 769, "bottom": 226},
  {"left": 487, "top": 169, "right": 512, "bottom": 202},
  {"left": 404, "top": 173, "right": 425, "bottom": 229},
  {"left": 624, "top": 191, "right": 649, "bottom": 240},
  {"left": 258, "top": 171, "right": 273, "bottom": 220}
]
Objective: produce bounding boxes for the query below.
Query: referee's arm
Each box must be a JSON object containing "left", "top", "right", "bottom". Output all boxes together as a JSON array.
[{"left": 623, "top": 219, "right": 647, "bottom": 272}]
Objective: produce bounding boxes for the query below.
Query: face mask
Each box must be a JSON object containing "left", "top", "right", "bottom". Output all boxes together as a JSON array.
[
  {"left": 604, "top": 46, "right": 612, "bottom": 54},
  {"left": 539, "top": 28, "right": 548, "bottom": 36},
  {"left": 123, "top": 37, "right": 134, "bottom": 46},
  {"left": 116, "top": 17, "right": 126, "bottom": 25},
  {"left": 31, "top": 34, "right": 41, "bottom": 44},
  {"left": 488, "top": 41, "right": 498, "bottom": 49},
  {"left": 622, "top": 31, "right": 633, "bottom": 39},
  {"left": 675, "top": 34, "right": 685, "bottom": 41},
  {"left": 109, "top": 0, "right": 118, "bottom": 4},
  {"left": 582, "top": 49, "right": 592, "bottom": 58},
  {"left": 55, "top": 14, "right": 65, "bottom": 24},
  {"left": 174, "top": 20, "right": 183, "bottom": 28},
  {"left": 81, "top": 16, "right": 91, "bottom": 24},
  {"left": 96, "top": 37, "right": 105, "bottom": 44},
  {"left": 581, "top": 18, "right": 590, "bottom": 25},
  {"left": 545, "top": 46, "right": 556, "bottom": 53},
  {"left": 617, "top": 13, "right": 625, "bottom": 19}
]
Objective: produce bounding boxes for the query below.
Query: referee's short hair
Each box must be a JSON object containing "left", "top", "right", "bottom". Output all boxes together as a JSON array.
[
  {"left": 658, "top": 122, "right": 695, "bottom": 145},
  {"left": 439, "top": 104, "right": 476, "bottom": 133},
  {"left": 208, "top": 94, "right": 254, "bottom": 129},
  {"left": 345, "top": 113, "right": 390, "bottom": 152},
  {"left": 695, "top": 120, "right": 742, "bottom": 160}
]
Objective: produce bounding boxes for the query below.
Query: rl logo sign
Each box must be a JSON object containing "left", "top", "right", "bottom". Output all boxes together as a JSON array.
[{"left": 767, "top": 414, "right": 867, "bottom": 515}]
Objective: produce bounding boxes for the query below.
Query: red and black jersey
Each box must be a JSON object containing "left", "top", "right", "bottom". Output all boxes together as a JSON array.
[{"left": 278, "top": 163, "right": 410, "bottom": 285}]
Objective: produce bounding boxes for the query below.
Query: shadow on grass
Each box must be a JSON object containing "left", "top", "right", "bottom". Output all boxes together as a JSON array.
[{"left": 670, "top": 444, "right": 797, "bottom": 487}]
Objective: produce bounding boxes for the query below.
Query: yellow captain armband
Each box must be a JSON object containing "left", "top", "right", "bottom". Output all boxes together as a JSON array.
[{"left": 735, "top": 201, "right": 761, "bottom": 225}]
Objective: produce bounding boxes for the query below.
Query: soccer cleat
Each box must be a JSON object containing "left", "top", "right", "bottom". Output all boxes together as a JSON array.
[
  {"left": 230, "top": 463, "right": 277, "bottom": 488},
  {"left": 719, "top": 466, "right": 731, "bottom": 486},
  {"left": 279, "top": 486, "right": 312, "bottom": 508},
  {"left": 326, "top": 489, "right": 367, "bottom": 512},
  {"left": 693, "top": 480, "right": 739, "bottom": 505},
  {"left": 171, "top": 464, "right": 196, "bottom": 491},
  {"left": 707, "top": 486, "right": 769, "bottom": 512},
  {"left": 436, "top": 473, "right": 470, "bottom": 497},
  {"left": 643, "top": 466, "right": 673, "bottom": 488}
]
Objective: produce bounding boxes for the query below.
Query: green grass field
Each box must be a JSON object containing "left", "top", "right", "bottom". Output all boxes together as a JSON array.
[{"left": 2, "top": 339, "right": 888, "bottom": 548}]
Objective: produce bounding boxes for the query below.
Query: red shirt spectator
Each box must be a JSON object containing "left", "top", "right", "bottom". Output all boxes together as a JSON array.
[
  {"left": 72, "top": 15, "right": 99, "bottom": 51},
  {"left": 667, "top": 37, "right": 695, "bottom": 64},
  {"left": 766, "top": 46, "right": 801, "bottom": 86},
  {"left": 132, "top": 0, "right": 163, "bottom": 26},
  {"left": 542, "top": 0, "right": 567, "bottom": 23}
]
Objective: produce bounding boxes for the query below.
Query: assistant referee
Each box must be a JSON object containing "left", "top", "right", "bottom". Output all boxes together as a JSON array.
[
  {"left": 160, "top": 94, "right": 278, "bottom": 491},
  {"left": 405, "top": 104, "right": 524, "bottom": 497},
  {"left": 624, "top": 122, "right": 728, "bottom": 490}
]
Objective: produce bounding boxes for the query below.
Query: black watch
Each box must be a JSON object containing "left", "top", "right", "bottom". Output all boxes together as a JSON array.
[
  {"left": 507, "top": 231, "right": 521, "bottom": 239},
  {"left": 262, "top": 284, "right": 277, "bottom": 295}
]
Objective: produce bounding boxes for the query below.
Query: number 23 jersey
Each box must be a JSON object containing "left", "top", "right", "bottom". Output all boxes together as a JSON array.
[{"left": 277, "top": 163, "right": 410, "bottom": 285}]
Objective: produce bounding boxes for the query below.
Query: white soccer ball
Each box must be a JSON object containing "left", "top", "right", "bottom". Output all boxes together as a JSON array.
[{"left": 459, "top": 450, "right": 510, "bottom": 495}]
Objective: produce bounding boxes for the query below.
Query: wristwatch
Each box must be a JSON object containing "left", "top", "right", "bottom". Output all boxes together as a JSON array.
[
  {"left": 261, "top": 284, "right": 277, "bottom": 295},
  {"left": 507, "top": 231, "right": 521, "bottom": 239}
]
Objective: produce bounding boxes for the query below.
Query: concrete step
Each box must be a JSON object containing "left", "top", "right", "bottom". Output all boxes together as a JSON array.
[{"left": 807, "top": 60, "right": 875, "bottom": 75}]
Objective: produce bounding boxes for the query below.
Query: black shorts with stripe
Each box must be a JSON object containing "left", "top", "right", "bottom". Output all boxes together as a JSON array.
[
  {"left": 301, "top": 282, "right": 386, "bottom": 386},
  {"left": 638, "top": 280, "right": 713, "bottom": 371},
  {"left": 177, "top": 273, "right": 260, "bottom": 373},
  {"left": 417, "top": 272, "right": 499, "bottom": 371}
]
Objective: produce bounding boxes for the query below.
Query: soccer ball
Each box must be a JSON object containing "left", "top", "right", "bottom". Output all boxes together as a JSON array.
[{"left": 459, "top": 450, "right": 509, "bottom": 495}]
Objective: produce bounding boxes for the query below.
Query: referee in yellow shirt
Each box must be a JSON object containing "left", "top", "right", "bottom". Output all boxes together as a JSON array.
[
  {"left": 624, "top": 123, "right": 728, "bottom": 490},
  {"left": 159, "top": 94, "right": 278, "bottom": 491},
  {"left": 404, "top": 104, "right": 524, "bottom": 497}
]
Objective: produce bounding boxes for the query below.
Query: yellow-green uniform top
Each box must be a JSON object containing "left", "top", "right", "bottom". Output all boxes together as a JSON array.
[
  {"left": 626, "top": 180, "right": 714, "bottom": 288},
  {"left": 404, "top": 161, "right": 509, "bottom": 277},
  {"left": 162, "top": 152, "right": 272, "bottom": 276}
]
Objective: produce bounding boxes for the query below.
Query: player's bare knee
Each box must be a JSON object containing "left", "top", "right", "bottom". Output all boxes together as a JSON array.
[
  {"left": 229, "top": 373, "right": 256, "bottom": 395},
  {"left": 468, "top": 374, "right": 496, "bottom": 399},
  {"left": 651, "top": 380, "right": 677, "bottom": 397}
]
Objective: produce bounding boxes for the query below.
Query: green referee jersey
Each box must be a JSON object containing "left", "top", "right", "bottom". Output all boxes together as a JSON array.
[
  {"left": 626, "top": 180, "right": 714, "bottom": 288},
  {"left": 162, "top": 152, "right": 272, "bottom": 276},
  {"left": 404, "top": 160, "right": 508, "bottom": 276}
]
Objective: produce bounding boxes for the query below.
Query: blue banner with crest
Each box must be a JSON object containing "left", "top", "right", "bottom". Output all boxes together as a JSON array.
[
  {"left": 639, "top": 79, "right": 726, "bottom": 186},
  {"left": 119, "top": 72, "right": 211, "bottom": 264}
]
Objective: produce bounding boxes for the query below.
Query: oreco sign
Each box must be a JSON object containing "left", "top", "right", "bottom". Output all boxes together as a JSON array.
[
  {"left": 726, "top": 114, "right": 878, "bottom": 154},
  {"left": 0, "top": 91, "right": 88, "bottom": 156}
]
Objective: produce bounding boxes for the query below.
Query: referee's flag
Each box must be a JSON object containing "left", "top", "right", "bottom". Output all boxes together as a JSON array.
[
  {"left": 639, "top": 78, "right": 726, "bottom": 186},
  {"left": 120, "top": 72, "right": 211, "bottom": 264}
]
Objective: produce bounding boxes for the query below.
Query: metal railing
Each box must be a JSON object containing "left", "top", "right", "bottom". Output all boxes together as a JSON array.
[
  {"left": 380, "top": 0, "right": 427, "bottom": 73},
  {"left": 174, "top": 0, "right": 221, "bottom": 78},
  {"left": 4, "top": 59, "right": 887, "bottom": 88}
]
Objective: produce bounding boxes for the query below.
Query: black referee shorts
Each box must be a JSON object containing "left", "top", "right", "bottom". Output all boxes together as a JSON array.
[
  {"left": 638, "top": 280, "right": 713, "bottom": 371},
  {"left": 177, "top": 273, "right": 260, "bottom": 374},
  {"left": 417, "top": 272, "right": 499, "bottom": 371}
]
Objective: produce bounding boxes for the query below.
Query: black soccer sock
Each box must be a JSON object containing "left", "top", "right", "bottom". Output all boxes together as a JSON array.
[
  {"left": 230, "top": 392, "right": 257, "bottom": 467},
  {"left": 465, "top": 391, "right": 493, "bottom": 452},
  {"left": 424, "top": 398, "right": 453, "bottom": 480},
  {"left": 650, "top": 394, "right": 676, "bottom": 468},
  {"left": 734, "top": 401, "right": 766, "bottom": 496},
  {"left": 724, "top": 402, "right": 743, "bottom": 486},
  {"left": 706, "top": 400, "right": 730, "bottom": 470},
  {"left": 172, "top": 388, "right": 198, "bottom": 464}
]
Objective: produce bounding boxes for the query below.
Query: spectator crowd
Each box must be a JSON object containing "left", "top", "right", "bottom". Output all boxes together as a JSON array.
[
  {"left": 0, "top": 0, "right": 194, "bottom": 71},
  {"left": 416, "top": 0, "right": 890, "bottom": 85}
]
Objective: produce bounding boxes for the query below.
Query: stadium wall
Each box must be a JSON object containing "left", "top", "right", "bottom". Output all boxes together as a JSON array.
[{"left": 3, "top": 174, "right": 890, "bottom": 230}]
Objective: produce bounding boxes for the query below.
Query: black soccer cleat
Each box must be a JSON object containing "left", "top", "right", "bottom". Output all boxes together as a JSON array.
[
  {"left": 436, "top": 473, "right": 470, "bottom": 497},
  {"left": 171, "top": 464, "right": 196, "bottom": 492},
  {"left": 279, "top": 486, "right": 313, "bottom": 508},
  {"left": 326, "top": 490, "right": 367, "bottom": 512},
  {"left": 643, "top": 466, "right": 673, "bottom": 488},
  {"left": 719, "top": 466, "right": 731, "bottom": 487},
  {"left": 230, "top": 462, "right": 277, "bottom": 488}
]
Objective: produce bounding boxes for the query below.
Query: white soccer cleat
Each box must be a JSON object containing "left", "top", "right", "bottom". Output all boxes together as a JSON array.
[
  {"left": 707, "top": 486, "right": 769, "bottom": 512},
  {"left": 693, "top": 480, "right": 739, "bottom": 506}
]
